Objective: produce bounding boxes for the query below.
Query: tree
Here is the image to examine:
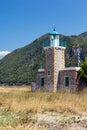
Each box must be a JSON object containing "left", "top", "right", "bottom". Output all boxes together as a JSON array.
[
  {"left": 78, "top": 58, "right": 87, "bottom": 89},
  {"left": 78, "top": 58, "right": 87, "bottom": 79}
]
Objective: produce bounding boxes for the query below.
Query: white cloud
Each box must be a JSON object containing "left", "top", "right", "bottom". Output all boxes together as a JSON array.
[{"left": 0, "top": 51, "right": 10, "bottom": 56}]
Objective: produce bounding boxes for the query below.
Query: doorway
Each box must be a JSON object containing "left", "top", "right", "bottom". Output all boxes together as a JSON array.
[
  {"left": 40, "top": 78, "right": 44, "bottom": 87},
  {"left": 65, "top": 77, "right": 70, "bottom": 87}
]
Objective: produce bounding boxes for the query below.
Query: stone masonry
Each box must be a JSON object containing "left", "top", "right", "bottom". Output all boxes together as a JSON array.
[
  {"left": 44, "top": 47, "right": 65, "bottom": 92},
  {"left": 59, "top": 68, "right": 79, "bottom": 92}
]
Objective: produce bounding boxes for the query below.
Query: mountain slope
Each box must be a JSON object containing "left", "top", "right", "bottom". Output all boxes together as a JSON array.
[{"left": 0, "top": 32, "right": 87, "bottom": 85}]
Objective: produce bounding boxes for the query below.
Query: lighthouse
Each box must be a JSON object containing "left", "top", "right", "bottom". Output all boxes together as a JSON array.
[
  {"left": 34, "top": 27, "right": 80, "bottom": 93},
  {"left": 43, "top": 27, "right": 66, "bottom": 92}
]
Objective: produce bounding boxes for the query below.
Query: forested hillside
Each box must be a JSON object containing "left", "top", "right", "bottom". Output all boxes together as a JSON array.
[{"left": 0, "top": 32, "right": 87, "bottom": 85}]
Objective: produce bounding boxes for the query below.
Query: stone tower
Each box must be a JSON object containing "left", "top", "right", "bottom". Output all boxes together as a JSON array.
[{"left": 43, "top": 27, "right": 66, "bottom": 92}]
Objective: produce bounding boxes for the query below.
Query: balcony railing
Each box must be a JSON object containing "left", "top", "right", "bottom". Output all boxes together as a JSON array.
[
  {"left": 42, "top": 40, "right": 67, "bottom": 48},
  {"left": 59, "top": 40, "right": 67, "bottom": 47}
]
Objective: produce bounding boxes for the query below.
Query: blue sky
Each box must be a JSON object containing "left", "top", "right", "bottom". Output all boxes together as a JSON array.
[{"left": 0, "top": 0, "right": 87, "bottom": 57}]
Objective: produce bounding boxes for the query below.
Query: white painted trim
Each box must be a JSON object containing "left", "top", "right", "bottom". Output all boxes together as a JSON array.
[
  {"left": 38, "top": 69, "right": 45, "bottom": 72},
  {"left": 60, "top": 67, "right": 80, "bottom": 71},
  {"left": 44, "top": 46, "right": 66, "bottom": 50}
]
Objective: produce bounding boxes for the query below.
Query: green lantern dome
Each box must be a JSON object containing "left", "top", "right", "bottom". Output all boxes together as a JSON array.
[{"left": 50, "top": 27, "right": 58, "bottom": 35}]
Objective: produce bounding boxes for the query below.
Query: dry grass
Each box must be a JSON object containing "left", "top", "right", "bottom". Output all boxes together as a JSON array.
[
  {"left": 0, "top": 86, "right": 87, "bottom": 129},
  {"left": 0, "top": 85, "right": 31, "bottom": 93},
  {"left": 0, "top": 86, "right": 87, "bottom": 114}
]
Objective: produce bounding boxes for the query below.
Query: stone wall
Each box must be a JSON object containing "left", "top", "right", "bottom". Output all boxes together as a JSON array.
[
  {"left": 44, "top": 47, "right": 54, "bottom": 91},
  {"left": 59, "top": 69, "right": 78, "bottom": 92}
]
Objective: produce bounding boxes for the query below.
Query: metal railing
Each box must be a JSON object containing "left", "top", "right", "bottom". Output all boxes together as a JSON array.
[{"left": 42, "top": 40, "right": 67, "bottom": 48}]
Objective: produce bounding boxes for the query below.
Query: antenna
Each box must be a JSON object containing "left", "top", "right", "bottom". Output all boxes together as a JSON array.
[{"left": 53, "top": 24, "right": 56, "bottom": 31}]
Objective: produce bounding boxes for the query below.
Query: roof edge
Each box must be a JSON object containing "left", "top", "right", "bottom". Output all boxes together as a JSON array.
[
  {"left": 38, "top": 69, "right": 45, "bottom": 72},
  {"left": 60, "top": 67, "right": 81, "bottom": 71}
]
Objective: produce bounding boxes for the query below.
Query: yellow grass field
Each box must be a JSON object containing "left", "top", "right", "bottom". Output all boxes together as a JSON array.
[
  {"left": 0, "top": 86, "right": 87, "bottom": 130},
  {"left": 0, "top": 86, "right": 86, "bottom": 114}
]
